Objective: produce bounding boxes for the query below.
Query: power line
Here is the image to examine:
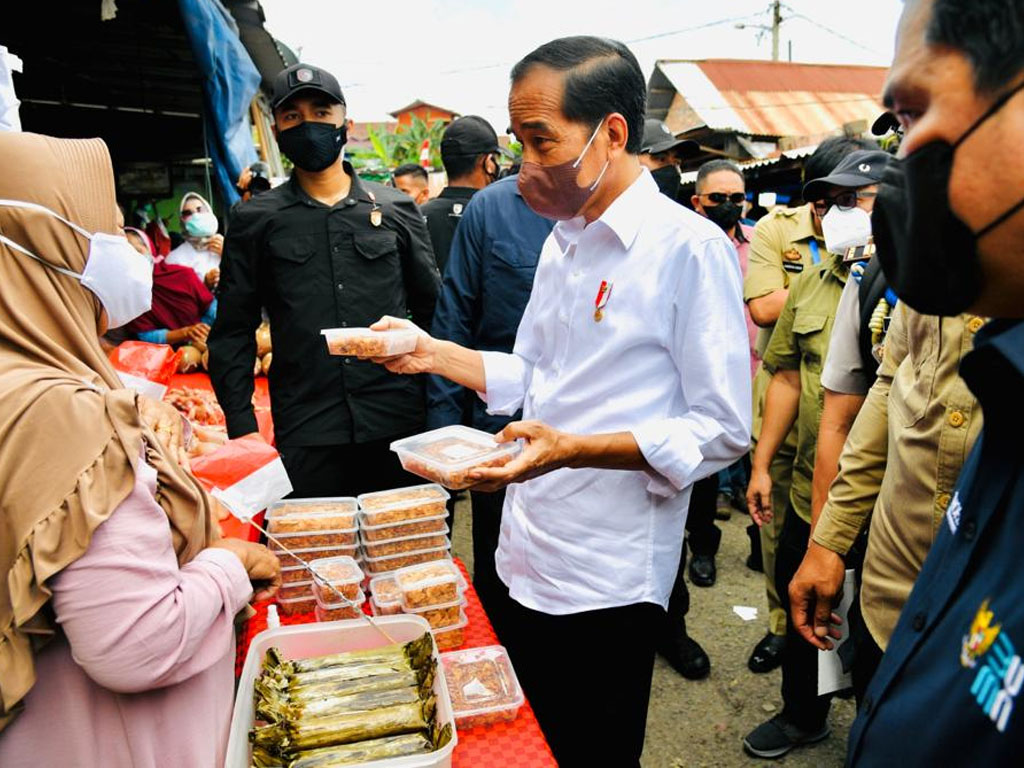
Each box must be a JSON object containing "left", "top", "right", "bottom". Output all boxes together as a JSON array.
[
  {"left": 782, "top": 7, "right": 881, "bottom": 54},
  {"left": 626, "top": 13, "right": 768, "bottom": 43}
]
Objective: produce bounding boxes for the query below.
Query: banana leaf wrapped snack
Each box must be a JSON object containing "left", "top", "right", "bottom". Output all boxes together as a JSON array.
[{"left": 250, "top": 632, "right": 449, "bottom": 764}]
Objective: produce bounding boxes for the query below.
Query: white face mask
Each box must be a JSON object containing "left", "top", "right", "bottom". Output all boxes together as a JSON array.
[
  {"left": 0, "top": 199, "right": 153, "bottom": 329},
  {"left": 184, "top": 210, "right": 219, "bottom": 238},
  {"left": 821, "top": 204, "right": 873, "bottom": 254}
]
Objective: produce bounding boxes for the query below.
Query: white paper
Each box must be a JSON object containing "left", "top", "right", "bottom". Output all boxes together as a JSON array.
[
  {"left": 733, "top": 605, "right": 759, "bottom": 622},
  {"left": 817, "top": 569, "right": 856, "bottom": 695},
  {"left": 116, "top": 371, "right": 168, "bottom": 401},
  {"left": 213, "top": 456, "right": 293, "bottom": 522}
]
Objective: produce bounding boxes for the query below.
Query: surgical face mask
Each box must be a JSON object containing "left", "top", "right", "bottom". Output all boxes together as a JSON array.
[
  {"left": 278, "top": 121, "right": 348, "bottom": 172},
  {"left": 0, "top": 199, "right": 153, "bottom": 328},
  {"left": 821, "top": 204, "right": 873, "bottom": 254},
  {"left": 872, "top": 79, "right": 1024, "bottom": 316},
  {"left": 517, "top": 119, "right": 609, "bottom": 220},
  {"left": 183, "top": 209, "right": 218, "bottom": 238}
]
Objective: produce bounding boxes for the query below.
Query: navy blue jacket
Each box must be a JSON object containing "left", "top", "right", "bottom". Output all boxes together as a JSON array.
[
  {"left": 849, "top": 319, "right": 1024, "bottom": 765},
  {"left": 426, "top": 176, "right": 554, "bottom": 433}
]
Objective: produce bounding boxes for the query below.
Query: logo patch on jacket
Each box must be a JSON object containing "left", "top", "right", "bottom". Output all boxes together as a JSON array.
[{"left": 962, "top": 599, "right": 1023, "bottom": 732}]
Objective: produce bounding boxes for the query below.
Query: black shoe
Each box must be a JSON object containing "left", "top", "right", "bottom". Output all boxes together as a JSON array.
[
  {"left": 743, "top": 714, "right": 830, "bottom": 759},
  {"left": 688, "top": 553, "right": 717, "bottom": 587},
  {"left": 730, "top": 491, "right": 748, "bottom": 514},
  {"left": 746, "top": 523, "right": 763, "bottom": 572},
  {"left": 715, "top": 493, "right": 732, "bottom": 520},
  {"left": 748, "top": 633, "right": 787, "bottom": 673},
  {"left": 661, "top": 635, "right": 711, "bottom": 680}
]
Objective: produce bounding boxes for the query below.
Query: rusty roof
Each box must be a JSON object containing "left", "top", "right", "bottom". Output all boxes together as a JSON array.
[{"left": 649, "top": 59, "right": 888, "bottom": 139}]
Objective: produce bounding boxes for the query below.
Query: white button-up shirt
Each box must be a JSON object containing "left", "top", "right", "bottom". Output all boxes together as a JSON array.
[{"left": 481, "top": 169, "right": 751, "bottom": 615}]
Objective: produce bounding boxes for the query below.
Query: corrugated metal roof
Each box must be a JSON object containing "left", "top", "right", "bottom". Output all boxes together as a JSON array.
[{"left": 653, "top": 59, "right": 887, "bottom": 138}]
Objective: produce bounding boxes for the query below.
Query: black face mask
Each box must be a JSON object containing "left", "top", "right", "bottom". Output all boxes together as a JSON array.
[
  {"left": 873, "top": 80, "right": 1024, "bottom": 316},
  {"left": 704, "top": 201, "right": 743, "bottom": 233},
  {"left": 278, "top": 122, "right": 348, "bottom": 172},
  {"left": 650, "top": 165, "right": 681, "bottom": 200}
]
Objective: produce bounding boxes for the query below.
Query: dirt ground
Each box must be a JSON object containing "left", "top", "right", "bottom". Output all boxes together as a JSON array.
[{"left": 449, "top": 494, "right": 853, "bottom": 768}]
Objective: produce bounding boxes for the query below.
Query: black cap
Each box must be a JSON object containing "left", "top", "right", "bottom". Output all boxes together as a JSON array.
[
  {"left": 803, "top": 149, "right": 893, "bottom": 201},
  {"left": 271, "top": 63, "right": 346, "bottom": 110},
  {"left": 640, "top": 119, "right": 699, "bottom": 157},
  {"left": 440, "top": 116, "right": 512, "bottom": 158}
]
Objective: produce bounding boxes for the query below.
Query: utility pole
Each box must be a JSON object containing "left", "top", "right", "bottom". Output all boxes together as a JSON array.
[{"left": 771, "top": 0, "right": 781, "bottom": 61}]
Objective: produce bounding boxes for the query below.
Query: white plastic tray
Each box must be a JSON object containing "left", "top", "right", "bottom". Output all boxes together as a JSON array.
[{"left": 226, "top": 615, "right": 459, "bottom": 768}]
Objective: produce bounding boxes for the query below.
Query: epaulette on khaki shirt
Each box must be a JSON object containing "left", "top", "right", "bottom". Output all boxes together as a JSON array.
[{"left": 745, "top": 203, "right": 826, "bottom": 358}]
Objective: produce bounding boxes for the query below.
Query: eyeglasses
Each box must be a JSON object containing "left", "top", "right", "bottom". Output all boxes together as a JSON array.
[
  {"left": 813, "top": 191, "right": 877, "bottom": 214},
  {"left": 701, "top": 192, "right": 746, "bottom": 205}
]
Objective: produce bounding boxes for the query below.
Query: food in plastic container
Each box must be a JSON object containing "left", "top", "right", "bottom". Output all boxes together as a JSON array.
[
  {"left": 431, "top": 609, "right": 468, "bottom": 652},
  {"left": 278, "top": 580, "right": 313, "bottom": 600},
  {"left": 321, "top": 327, "right": 419, "bottom": 358},
  {"left": 277, "top": 593, "right": 316, "bottom": 616},
  {"left": 361, "top": 544, "right": 451, "bottom": 576},
  {"left": 359, "top": 512, "right": 450, "bottom": 542},
  {"left": 358, "top": 484, "right": 450, "bottom": 526},
  {"left": 267, "top": 498, "right": 358, "bottom": 535},
  {"left": 310, "top": 555, "right": 364, "bottom": 603},
  {"left": 406, "top": 598, "right": 465, "bottom": 630},
  {"left": 360, "top": 528, "right": 450, "bottom": 559},
  {"left": 369, "top": 576, "right": 403, "bottom": 612},
  {"left": 370, "top": 595, "right": 404, "bottom": 616},
  {"left": 268, "top": 526, "right": 359, "bottom": 551},
  {"left": 273, "top": 544, "right": 358, "bottom": 569},
  {"left": 281, "top": 565, "right": 314, "bottom": 585},
  {"left": 440, "top": 645, "right": 524, "bottom": 729},
  {"left": 314, "top": 591, "right": 367, "bottom": 623},
  {"left": 395, "top": 560, "right": 462, "bottom": 609},
  {"left": 390, "top": 426, "right": 521, "bottom": 490}
]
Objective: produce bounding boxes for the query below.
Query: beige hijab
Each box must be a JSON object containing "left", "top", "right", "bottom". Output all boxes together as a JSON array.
[{"left": 0, "top": 132, "right": 219, "bottom": 731}]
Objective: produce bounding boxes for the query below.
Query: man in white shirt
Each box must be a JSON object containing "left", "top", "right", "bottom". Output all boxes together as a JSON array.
[{"left": 370, "top": 36, "right": 750, "bottom": 767}]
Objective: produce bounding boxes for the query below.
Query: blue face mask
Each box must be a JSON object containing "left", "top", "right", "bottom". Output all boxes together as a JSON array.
[{"left": 184, "top": 210, "right": 219, "bottom": 238}]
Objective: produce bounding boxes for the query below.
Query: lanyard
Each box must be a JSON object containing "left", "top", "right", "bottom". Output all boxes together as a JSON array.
[
  {"left": 885, "top": 287, "right": 899, "bottom": 307},
  {"left": 808, "top": 239, "right": 821, "bottom": 265}
]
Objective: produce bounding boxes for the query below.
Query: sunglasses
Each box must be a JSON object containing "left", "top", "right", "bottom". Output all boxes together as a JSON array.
[
  {"left": 813, "top": 190, "right": 877, "bottom": 214},
  {"left": 701, "top": 192, "right": 746, "bottom": 205},
  {"left": 181, "top": 205, "right": 207, "bottom": 220}
]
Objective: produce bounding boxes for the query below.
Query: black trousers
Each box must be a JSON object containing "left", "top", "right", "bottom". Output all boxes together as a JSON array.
[
  {"left": 469, "top": 489, "right": 505, "bottom": 616},
  {"left": 664, "top": 474, "right": 722, "bottom": 639},
  {"left": 777, "top": 505, "right": 832, "bottom": 731},
  {"left": 850, "top": 594, "right": 884, "bottom": 707},
  {"left": 488, "top": 582, "right": 661, "bottom": 768},
  {"left": 278, "top": 437, "right": 420, "bottom": 498}
]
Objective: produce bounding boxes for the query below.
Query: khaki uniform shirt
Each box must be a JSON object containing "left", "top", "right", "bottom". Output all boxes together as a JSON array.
[
  {"left": 745, "top": 203, "right": 826, "bottom": 359},
  {"left": 762, "top": 253, "right": 848, "bottom": 522},
  {"left": 813, "top": 306, "right": 986, "bottom": 649}
]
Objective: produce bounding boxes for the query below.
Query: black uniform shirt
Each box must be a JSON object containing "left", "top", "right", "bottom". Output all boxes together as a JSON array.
[
  {"left": 420, "top": 186, "right": 477, "bottom": 275},
  {"left": 208, "top": 163, "right": 440, "bottom": 447}
]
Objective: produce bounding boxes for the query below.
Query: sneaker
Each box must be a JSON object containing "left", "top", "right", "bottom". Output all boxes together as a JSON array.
[{"left": 743, "top": 714, "right": 830, "bottom": 759}]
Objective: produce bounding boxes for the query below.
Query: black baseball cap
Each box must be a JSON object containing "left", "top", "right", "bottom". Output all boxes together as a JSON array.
[
  {"left": 271, "top": 63, "right": 346, "bottom": 110},
  {"left": 440, "top": 116, "right": 512, "bottom": 158},
  {"left": 640, "top": 119, "right": 699, "bottom": 157},
  {"left": 803, "top": 149, "right": 892, "bottom": 201}
]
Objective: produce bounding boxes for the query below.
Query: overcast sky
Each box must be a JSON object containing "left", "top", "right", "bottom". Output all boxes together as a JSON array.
[{"left": 260, "top": 0, "right": 903, "bottom": 132}]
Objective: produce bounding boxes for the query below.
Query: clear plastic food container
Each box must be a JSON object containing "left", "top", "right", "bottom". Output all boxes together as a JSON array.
[
  {"left": 313, "top": 589, "right": 367, "bottom": 622},
  {"left": 394, "top": 559, "right": 463, "bottom": 609},
  {"left": 361, "top": 543, "right": 451, "bottom": 575},
  {"left": 273, "top": 543, "right": 359, "bottom": 569},
  {"left": 360, "top": 526, "right": 451, "bottom": 559},
  {"left": 370, "top": 594, "right": 404, "bottom": 616},
  {"left": 277, "top": 579, "right": 313, "bottom": 599},
  {"left": 369, "top": 574, "right": 402, "bottom": 605},
  {"left": 309, "top": 555, "right": 364, "bottom": 603},
  {"left": 267, "top": 527, "right": 359, "bottom": 551},
  {"left": 321, "top": 327, "right": 419, "bottom": 357},
  {"left": 277, "top": 592, "right": 316, "bottom": 616},
  {"left": 405, "top": 596, "right": 466, "bottom": 630},
  {"left": 358, "top": 484, "right": 450, "bottom": 526},
  {"left": 441, "top": 645, "right": 524, "bottom": 729},
  {"left": 280, "top": 564, "right": 314, "bottom": 585},
  {"left": 390, "top": 426, "right": 521, "bottom": 490},
  {"left": 432, "top": 608, "right": 468, "bottom": 651},
  {"left": 266, "top": 498, "right": 358, "bottom": 548},
  {"left": 359, "top": 511, "right": 450, "bottom": 542}
]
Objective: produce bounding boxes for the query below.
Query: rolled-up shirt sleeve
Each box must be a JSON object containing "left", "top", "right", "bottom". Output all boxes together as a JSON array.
[{"left": 632, "top": 236, "right": 752, "bottom": 496}]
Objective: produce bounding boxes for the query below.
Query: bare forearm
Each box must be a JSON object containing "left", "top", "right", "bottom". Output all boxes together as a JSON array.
[
  {"left": 752, "top": 369, "right": 800, "bottom": 471},
  {"left": 748, "top": 289, "right": 788, "bottom": 327},
  {"left": 810, "top": 390, "right": 866, "bottom": 533},
  {"left": 565, "top": 431, "right": 651, "bottom": 472},
  {"left": 431, "top": 339, "right": 486, "bottom": 392}
]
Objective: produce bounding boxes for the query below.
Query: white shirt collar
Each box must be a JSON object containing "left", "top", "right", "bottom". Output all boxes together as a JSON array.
[{"left": 552, "top": 167, "right": 658, "bottom": 253}]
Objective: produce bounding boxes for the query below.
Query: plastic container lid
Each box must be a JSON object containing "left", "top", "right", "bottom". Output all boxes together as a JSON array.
[
  {"left": 440, "top": 645, "right": 524, "bottom": 726},
  {"left": 390, "top": 426, "right": 521, "bottom": 488},
  {"left": 361, "top": 542, "right": 451, "bottom": 565},
  {"left": 359, "top": 509, "right": 450, "bottom": 533},
  {"left": 321, "top": 327, "right": 419, "bottom": 357},
  {"left": 394, "top": 559, "right": 462, "bottom": 610},
  {"left": 368, "top": 574, "right": 402, "bottom": 605},
  {"left": 266, "top": 497, "right": 358, "bottom": 532},
  {"left": 308, "top": 555, "right": 364, "bottom": 586},
  {"left": 359, "top": 523, "right": 451, "bottom": 549},
  {"left": 357, "top": 483, "right": 450, "bottom": 512}
]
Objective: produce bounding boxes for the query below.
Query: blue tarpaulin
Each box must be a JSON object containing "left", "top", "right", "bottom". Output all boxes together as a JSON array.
[{"left": 178, "top": 0, "right": 260, "bottom": 207}]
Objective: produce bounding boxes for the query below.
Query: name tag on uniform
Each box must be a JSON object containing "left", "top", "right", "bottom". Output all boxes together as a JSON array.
[{"left": 783, "top": 261, "right": 805, "bottom": 273}]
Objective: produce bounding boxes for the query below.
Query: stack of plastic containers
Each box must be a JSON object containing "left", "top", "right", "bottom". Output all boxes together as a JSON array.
[
  {"left": 309, "top": 555, "right": 366, "bottom": 622},
  {"left": 265, "top": 497, "right": 358, "bottom": 615},
  {"left": 356, "top": 484, "right": 452, "bottom": 575},
  {"left": 393, "top": 560, "right": 468, "bottom": 651}
]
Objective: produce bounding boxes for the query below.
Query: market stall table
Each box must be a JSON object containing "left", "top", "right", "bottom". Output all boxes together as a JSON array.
[{"left": 236, "top": 559, "right": 557, "bottom": 768}]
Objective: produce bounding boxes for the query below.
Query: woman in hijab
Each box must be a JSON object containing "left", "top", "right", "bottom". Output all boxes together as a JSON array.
[
  {"left": 125, "top": 226, "right": 216, "bottom": 347},
  {"left": 165, "top": 191, "right": 223, "bottom": 289},
  {"left": 0, "top": 132, "right": 280, "bottom": 767}
]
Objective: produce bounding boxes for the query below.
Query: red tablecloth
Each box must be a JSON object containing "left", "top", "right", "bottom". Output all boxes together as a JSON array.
[{"left": 237, "top": 559, "right": 557, "bottom": 768}]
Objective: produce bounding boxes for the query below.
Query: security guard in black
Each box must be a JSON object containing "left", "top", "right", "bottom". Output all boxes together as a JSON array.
[{"left": 209, "top": 63, "right": 440, "bottom": 497}]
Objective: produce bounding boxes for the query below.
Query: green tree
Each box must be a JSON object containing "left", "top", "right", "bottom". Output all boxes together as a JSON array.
[{"left": 367, "top": 115, "right": 447, "bottom": 170}]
